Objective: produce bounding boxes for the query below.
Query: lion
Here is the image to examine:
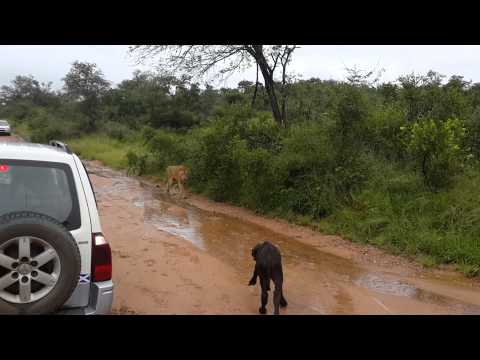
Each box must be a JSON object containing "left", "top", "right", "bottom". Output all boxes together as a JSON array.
[{"left": 166, "top": 165, "right": 189, "bottom": 197}]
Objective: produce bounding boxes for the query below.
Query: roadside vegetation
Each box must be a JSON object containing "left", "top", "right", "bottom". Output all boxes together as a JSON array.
[{"left": 1, "top": 59, "right": 480, "bottom": 277}]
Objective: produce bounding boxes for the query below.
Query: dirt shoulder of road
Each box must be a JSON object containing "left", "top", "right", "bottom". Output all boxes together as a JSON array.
[{"left": 0, "top": 134, "right": 23, "bottom": 142}]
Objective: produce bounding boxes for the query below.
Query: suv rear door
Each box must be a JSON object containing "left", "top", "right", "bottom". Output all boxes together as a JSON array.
[
  {"left": 0, "top": 158, "right": 93, "bottom": 308},
  {"left": 62, "top": 157, "right": 96, "bottom": 309}
]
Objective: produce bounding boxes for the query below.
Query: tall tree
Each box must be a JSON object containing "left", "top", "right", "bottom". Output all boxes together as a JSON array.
[
  {"left": 129, "top": 45, "right": 298, "bottom": 126},
  {"left": 0, "top": 75, "right": 56, "bottom": 107},
  {"left": 63, "top": 61, "right": 111, "bottom": 130},
  {"left": 278, "top": 46, "right": 296, "bottom": 126}
]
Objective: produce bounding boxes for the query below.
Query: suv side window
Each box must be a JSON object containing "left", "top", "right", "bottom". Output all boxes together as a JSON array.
[{"left": 0, "top": 159, "right": 81, "bottom": 230}]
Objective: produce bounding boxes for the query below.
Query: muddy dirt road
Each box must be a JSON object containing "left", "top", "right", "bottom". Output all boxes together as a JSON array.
[
  {"left": 0, "top": 135, "right": 20, "bottom": 143},
  {"left": 85, "top": 161, "right": 480, "bottom": 315},
  {"left": 3, "top": 134, "right": 480, "bottom": 314}
]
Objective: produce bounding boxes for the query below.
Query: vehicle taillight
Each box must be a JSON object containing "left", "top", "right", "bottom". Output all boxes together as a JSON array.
[
  {"left": 91, "top": 233, "right": 112, "bottom": 282},
  {"left": 0, "top": 165, "right": 9, "bottom": 172}
]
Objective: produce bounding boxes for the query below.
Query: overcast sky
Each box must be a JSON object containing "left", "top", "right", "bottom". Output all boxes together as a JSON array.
[{"left": 1, "top": 45, "right": 480, "bottom": 90}]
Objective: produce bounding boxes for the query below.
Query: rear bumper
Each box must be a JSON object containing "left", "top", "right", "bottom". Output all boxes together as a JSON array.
[
  {"left": 57, "top": 280, "right": 114, "bottom": 315},
  {"left": 85, "top": 280, "right": 114, "bottom": 315}
]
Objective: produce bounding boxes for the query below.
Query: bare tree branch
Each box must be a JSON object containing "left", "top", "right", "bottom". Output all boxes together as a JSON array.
[{"left": 129, "top": 45, "right": 298, "bottom": 125}]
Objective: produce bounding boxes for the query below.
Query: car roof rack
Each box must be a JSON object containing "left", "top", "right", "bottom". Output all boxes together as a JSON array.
[{"left": 49, "top": 140, "right": 72, "bottom": 154}]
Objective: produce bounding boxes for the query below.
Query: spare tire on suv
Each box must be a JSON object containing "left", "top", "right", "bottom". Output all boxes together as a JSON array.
[{"left": 0, "top": 211, "right": 81, "bottom": 314}]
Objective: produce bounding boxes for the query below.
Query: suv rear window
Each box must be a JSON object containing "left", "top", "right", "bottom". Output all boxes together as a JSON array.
[{"left": 0, "top": 160, "right": 81, "bottom": 230}]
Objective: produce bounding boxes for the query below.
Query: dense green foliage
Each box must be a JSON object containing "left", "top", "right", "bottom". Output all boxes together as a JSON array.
[
  {"left": 402, "top": 118, "right": 471, "bottom": 189},
  {"left": 2, "top": 62, "right": 480, "bottom": 276}
]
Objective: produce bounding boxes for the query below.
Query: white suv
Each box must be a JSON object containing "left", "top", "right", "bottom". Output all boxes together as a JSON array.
[{"left": 0, "top": 140, "right": 113, "bottom": 314}]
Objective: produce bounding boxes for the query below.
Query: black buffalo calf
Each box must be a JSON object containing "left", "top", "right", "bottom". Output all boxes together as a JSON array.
[{"left": 248, "top": 241, "right": 288, "bottom": 315}]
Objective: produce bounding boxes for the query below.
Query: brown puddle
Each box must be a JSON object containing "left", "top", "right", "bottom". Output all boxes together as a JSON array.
[{"left": 87, "top": 162, "right": 480, "bottom": 315}]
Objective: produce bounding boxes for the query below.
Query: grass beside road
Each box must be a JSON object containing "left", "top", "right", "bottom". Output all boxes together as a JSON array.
[
  {"left": 10, "top": 122, "right": 30, "bottom": 140},
  {"left": 9, "top": 119, "right": 143, "bottom": 171},
  {"left": 67, "top": 136, "right": 144, "bottom": 170},
  {"left": 316, "top": 165, "right": 480, "bottom": 277}
]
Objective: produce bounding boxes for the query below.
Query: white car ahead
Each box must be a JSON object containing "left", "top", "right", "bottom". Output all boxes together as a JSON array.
[
  {"left": 0, "top": 140, "right": 113, "bottom": 314},
  {"left": 0, "top": 120, "right": 11, "bottom": 135}
]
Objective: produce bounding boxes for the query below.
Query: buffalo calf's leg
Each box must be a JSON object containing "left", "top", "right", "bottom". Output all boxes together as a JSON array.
[
  {"left": 272, "top": 265, "right": 285, "bottom": 313},
  {"left": 273, "top": 285, "right": 282, "bottom": 315},
  {"left": 259, "top": 278, "right": 268, "bottom": 314}
]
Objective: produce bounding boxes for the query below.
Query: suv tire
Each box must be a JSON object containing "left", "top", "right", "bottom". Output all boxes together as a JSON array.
[{"left": 0, "top": 212, "right": 81, "bottom": 314}]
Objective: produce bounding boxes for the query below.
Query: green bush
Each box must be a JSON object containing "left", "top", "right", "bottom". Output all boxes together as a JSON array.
[
  {"left": 333, "top": 84, "right": 370, "bottom": 153},
  {"left": 465, "top": 106, "right": 480, "bottom": 160},
  {"left": 274, "top": 120, "right": 370, "bottom": 218},
  {"left": 140, "top": 128, "right": 190, "bottom": 176},
  {"left": 235, "top": 141, "right": 280, "bottom": 211},
  {"left": 178, "top": 106, "right": 276, "bottom": 204},
  {"left": 186, "top": 119, "right": 243, "bottom": 202},
  {"left": 25, "top": 108, "right": 85, "bottom": 144},
  {"left": 402, "top": 118, "right": 471, "bottom": 190},
  {"left": 4, "top": 100, "right": 36, "bottom": 121},
  {"left": 364, "top": 104, "right": 406, "bottom": 160},
  {"left": 274, "top": 122, "right": 337, "bottom": 217},
  {"left": 126, "top": 150, "right": 149, "bottom": 176},
  {"left": 180, "top": 111, "right": 372, "bottom": 218},
  {"left": 240, "top": 112, "right": 281, "bottom": 152},
  {"left": 150, "top": 109, "right": 199, "bottom": 129},
  {"left": 99, "top": 121, "right": 134, "bottom": 141}
]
